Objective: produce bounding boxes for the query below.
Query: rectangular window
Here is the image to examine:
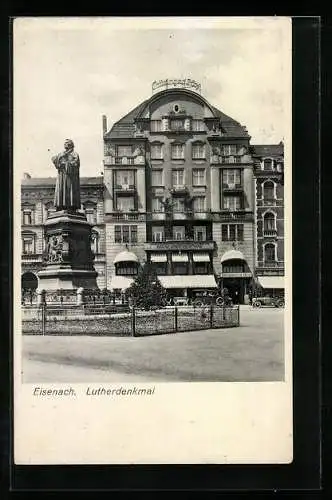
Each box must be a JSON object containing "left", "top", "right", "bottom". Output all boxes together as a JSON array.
[
  {"left": 23, "top": 210, "right": 32, "bottom": 225},
  {"left": 223, "top": 196, "right": 241, "bottom": 210},
  {"left": 192, "top": 143, "right": 206, "bottom": 159},
  {"left": 192, "top": 168, "right": 206, "bottom": 186},
  {"left": 151, "top": 169, "right": 163, "bottom": 186},
  {"left": 223, "top": 169, "right": 241, "bottom": 187},
  {"left": 172, "top": 263, "right": 188, "bottom": 275},
  {"left": 221, "top": 224, "right": 244, "bottom": 241},
  {"left": 172, "top": 169, "right": 184, "bottom": 186},
  {"left": 192, "top": 119, "right": 205, "bottom": 132},
  {"left": 172, "top": 198, "right": 185, "bottom": 212},
  {"left": 170, "top": 119, "right": 184, "bottom": 131},
  {"left": 173, "top": 226, "right": 185, "bottom": 240},
  {"left": 116, "top": 197, "right": 135, "bottom": 211},
  {"left": 151, "top": 197, "right": 163, "bottom": 212},
  {"left": 116, "top": 145, "right": 133, "bottom": 157},
  {"left": 193, "top": 197, "right": 206, "bottom": 212},
  {"left": 122, "top": 225, "right": 130, "bottom": 243},
  {"left": 150, "top": 144, "right": 163, "bottom": 160},
  {"left": 171, "top": 144, "right": 184, "bottom": 159},
  {"left": 114, "top": 225, "right": 137, "bottom": 244},
  {"left": 115, "top": 170, "right": 135, "bottom": 187},
  {"left": 150, "top": 120, "right": 162, "bottom": 132},
  {"left": 152, "top": 226, "right": 164, "bottom": 242},
  {"left": 130, "top": 226, "right": 137, "bottom": 244},
  {"left": 193, "top": 263, "right": 209, "bottom": 274},
  {"left": 223, "top": 145, "right": 238, "bottom": 156},
  {"left": 22, "top": 238, "right": 33, "bottom": 254},
  {"left": 152, "top": 262, "right": 167, "bottom": 275},
  {"left": 194, "top": 226, "right": 206, "bottom": 241}
]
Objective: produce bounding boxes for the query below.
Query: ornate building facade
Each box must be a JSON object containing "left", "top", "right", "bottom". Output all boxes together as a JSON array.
[
  {"left": 21, "top": 174, "right": 106, "bottom": 290},
  {"left": 20, "top": 81, "right": 285, "bottom": 304}
]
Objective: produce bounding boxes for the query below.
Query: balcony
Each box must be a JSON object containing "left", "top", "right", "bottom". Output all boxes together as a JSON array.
[
  {"left": 222, "top": 183, "right": 243, "bottom": 192},
  {"left": 257, "top": 260, "right": 284, "bottom": 269},
  {"left": 263, "top": 228, "right": 277, "bottom": 237},
  {"left": 170, "top": 185, "right": 188, "bottom": 195},
  {"left": 211, "top": 155, "right": 243, "bottom": 165},
  {"left": 104, "top": 156, "right": 145, "bottom": 166},
  {"left": 22, "top": 253, "right": 43, "bottom": 263},
  {"left": 114, "top": 157, "right": 135, "bottom": 165},
  {"left": 144, "top": 239, "right": 215, "bottom": 252},
  {"left": 105, "top": 211, "right": 145, "bottom": 222},
  {"left": 212, "top": 210, "right": 254, "bottom": 222},
  {"left": 114, "top": 183, "right": 136, "bottom": 194}
]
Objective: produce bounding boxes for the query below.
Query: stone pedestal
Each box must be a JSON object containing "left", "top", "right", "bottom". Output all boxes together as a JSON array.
[{"left": 37, "top": 210, "right": 98, "bottom": 291}]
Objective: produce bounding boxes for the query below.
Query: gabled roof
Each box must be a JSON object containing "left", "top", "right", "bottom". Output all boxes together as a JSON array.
[
  {"left": 21, "top": 176, "right": 104, "bottom": 187},
  {"left": 252, "top": 143, "right": 284, "bottom": 157},
  {"left": 104, "top": 89, "right": 249, "bottom": 140}
]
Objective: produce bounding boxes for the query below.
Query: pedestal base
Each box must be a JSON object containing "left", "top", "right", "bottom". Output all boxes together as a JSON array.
[{"left": 37, "top": 209, "right": 98, "bottom": 292}]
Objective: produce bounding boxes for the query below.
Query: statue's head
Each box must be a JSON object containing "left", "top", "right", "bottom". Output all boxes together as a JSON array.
[{"left": 64, "top": 139, "right": 74, "bottom": 151}]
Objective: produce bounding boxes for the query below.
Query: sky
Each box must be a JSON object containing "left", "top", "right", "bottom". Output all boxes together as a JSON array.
[{"left": 14, "top": 17, "right": 291, "bottom": 178}]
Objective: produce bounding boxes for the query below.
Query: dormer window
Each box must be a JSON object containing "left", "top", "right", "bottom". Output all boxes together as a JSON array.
[{"left": 173, "top": 104, "right": 180, "bottom": 113}]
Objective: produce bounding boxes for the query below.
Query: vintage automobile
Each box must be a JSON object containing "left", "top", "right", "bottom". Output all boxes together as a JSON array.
[
  {"left": 191, "top": 289, "right": 233, "bottom": 308},
  {"left": 252, "top": 296, "right": 285, "bottom": 308}
]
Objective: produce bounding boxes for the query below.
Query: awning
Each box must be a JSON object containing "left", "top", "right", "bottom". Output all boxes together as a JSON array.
[
  {"left": 114, "top": 250, "right": 139, "bottom": 264},
  {"left": 258, "top": 276, "right": 284, "bottom": 289},
  {"left": 171, "top": 253, "right": 189, "bottom": 262},
  {"left": 193, "top": 253, "right": 210, "bottom": 262},
  {"left": 221, "top": 250, "right": 245, "bottom": 263},
  {"left": 150, "top": 253, "right": 167, "bottom": 263},
  {"left": 158, "top": 275, "right": 217, "bottom": 289},
  {"left": 109, "top": 276, "right": 134, "bottom": 290}
]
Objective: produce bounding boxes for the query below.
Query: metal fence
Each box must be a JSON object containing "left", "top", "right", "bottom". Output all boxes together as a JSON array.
[{"left": 22, "top": 305, "right": 240, "bottom": 337}]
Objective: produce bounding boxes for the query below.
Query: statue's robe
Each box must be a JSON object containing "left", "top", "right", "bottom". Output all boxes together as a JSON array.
[{"left": 52, "top": 151, "right": 81, "bottom": 210}]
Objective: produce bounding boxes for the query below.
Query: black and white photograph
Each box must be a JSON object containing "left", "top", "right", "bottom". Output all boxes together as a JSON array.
[{"left": 14, "top": 16, "right": 293, "bottom": 464}]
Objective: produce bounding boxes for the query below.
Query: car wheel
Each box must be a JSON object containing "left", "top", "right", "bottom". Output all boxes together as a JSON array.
[
  {"left": 194, "top": 300, "right": 203, "bottom": 307},
  {"left": 278, "top": 300, "right": 285, "bottom": 308},
  {"left": 254, "top": 300, "right": 262, "bottom": 308},
  {"left": 216, "top": 297, "right": 224, "bottom": 306}
]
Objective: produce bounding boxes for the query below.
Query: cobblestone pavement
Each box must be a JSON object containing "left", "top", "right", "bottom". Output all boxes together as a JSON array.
[{"left": 21, "top": 306, "right": 285, "bottom": 382}]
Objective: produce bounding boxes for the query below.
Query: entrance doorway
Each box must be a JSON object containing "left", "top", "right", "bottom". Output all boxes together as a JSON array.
[{"left": 21, "top": 272, "right": 38, "bottom": 291}]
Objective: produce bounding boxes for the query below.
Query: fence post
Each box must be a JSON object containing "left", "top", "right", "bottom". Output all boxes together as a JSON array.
[
  {"left": 174, "top": 306, "right": 178, "bottom": 332},
  {"left": 237, "top": 305, "right": 240, "bottom": 326},
  {"left": 210, "top": 304, "right": 213, "bottom": 328},
  {"left": 41, "top": 303, "right": 46, "bottom": 336},
  {"left": 131, "top": 306, "right": 136, "bottom": 337}
]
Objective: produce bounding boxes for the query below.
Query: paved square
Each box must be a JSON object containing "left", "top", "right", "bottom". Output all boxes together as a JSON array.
[{"left": 21, "top": 306, "right": 285, "bottom": 382}]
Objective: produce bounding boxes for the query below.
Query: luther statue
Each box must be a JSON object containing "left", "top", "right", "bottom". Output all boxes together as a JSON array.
[{"left": 52, "top": 139, "right": 81, "bottom": 211}]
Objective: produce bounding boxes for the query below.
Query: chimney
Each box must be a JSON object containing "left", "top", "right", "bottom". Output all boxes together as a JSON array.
[
  {"left": 23, "top": 172, "right": 31, "bottom": 179},
  {"left": 102, "top": 115, "right": 107, "bottom": 136}
]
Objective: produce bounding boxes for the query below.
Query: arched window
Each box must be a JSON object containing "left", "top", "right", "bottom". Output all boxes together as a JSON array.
[
  {"left": 263, "top": 212, "right": 276, "bottom": 232},
  {"left": 263, "top": 181, "right": 275, "bottom": 202},
  {"left": 264, "top": 243, "right": 276, "bottom": 263}
]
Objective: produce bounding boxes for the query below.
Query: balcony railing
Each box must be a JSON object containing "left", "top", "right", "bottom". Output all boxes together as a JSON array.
[
  {"left": 106, "top": 211, "right": 146, "bottom": 222},
  {"left": 257, "top": 261, "right": 285, "bottom": 269},
  {"left": 22, "top": 253, "right": 43, "bottom": 263},
  {"left": 93, "top": 253, "right": 106, "bottom": 262},
  {"left": 222, "top": 183, "right": 243, "bottom": 192},
  {"left": 212, "top": 210, "right": 254, "bottom": 222},
  {"left": 263, "top": 229, "right": 277, "bottom": 237},
  {"left": 144, "top": 239, "right": 215, "bottom": 251},
  {"left": 211, "top": 155, "right": 243, "bottom": 164},
  {"left": 114, "top": 184, "right": 136, "bottom": 193},
  {"left": 170, "top": 185, "right": 188, "bottom": 195}
]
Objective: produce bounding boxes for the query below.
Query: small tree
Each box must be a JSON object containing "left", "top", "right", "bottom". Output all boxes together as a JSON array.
[{"left": 127, "top": 262, "right": 167, "bottom": 310}]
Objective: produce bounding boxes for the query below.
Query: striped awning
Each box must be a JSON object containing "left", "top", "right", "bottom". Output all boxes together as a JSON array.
[
  {"left": 193, "top": 253, "right": 210, "bottom": 262},
  {"left": 171, "top": 253, "right": 189, "bottom": 262},
  {"left": 150, "top": 253, "right": 167, "bottom": 263},
  {"left": 158, "top": 275, "right": 217, "bottom": 289}
]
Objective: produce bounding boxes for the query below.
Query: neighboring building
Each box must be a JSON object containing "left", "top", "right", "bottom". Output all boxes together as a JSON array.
[
  {"left": 21, "top": 173, "right": 106, "bottom": 290},
  {"left": 252, "top": 143, "right": 285, "bottom": 297},
  {"left": 20, "top": 80, "right": 285, "bottom": 304}
]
